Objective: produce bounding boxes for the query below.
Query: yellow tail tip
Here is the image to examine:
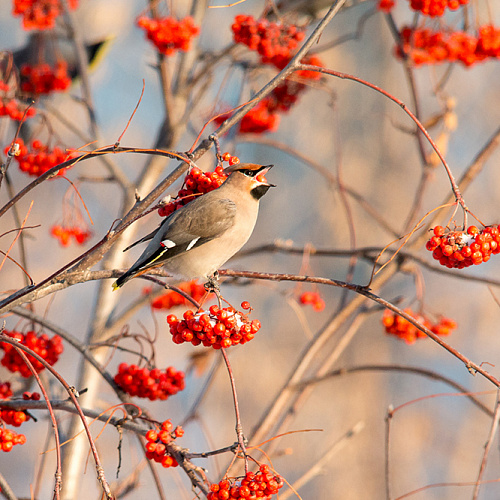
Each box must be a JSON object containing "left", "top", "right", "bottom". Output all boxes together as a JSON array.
[{"left": 112, "top": 282, "right": 120, "bottom": 291}]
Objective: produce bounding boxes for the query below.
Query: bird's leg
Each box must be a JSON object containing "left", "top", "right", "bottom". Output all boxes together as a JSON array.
[{"left": 204, "top": 272, "right": 220, "bottom": 294}]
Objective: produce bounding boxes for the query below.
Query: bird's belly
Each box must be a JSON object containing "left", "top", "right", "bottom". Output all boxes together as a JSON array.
[{"left": 163, "top": 238, "right": 247, "bottom": 279}]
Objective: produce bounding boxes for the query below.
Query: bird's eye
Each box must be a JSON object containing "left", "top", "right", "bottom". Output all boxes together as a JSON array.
[{"left": 239, "top": 168, "right": 254, "bottom": 177}]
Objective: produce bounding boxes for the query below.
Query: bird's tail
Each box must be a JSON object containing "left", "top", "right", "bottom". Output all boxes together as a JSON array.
[
  {"left": 112, "top": 264, "right": 154, "bottom": 290},
  {"left": 112, "top": 269, "right": 135, "bottom": 290}
]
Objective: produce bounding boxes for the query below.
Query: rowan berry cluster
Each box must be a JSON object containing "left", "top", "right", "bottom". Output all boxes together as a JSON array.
[
  {"left": 150, "top": 280, "right": 208, "bottom": 309},
  {"left": 208, "top": 465, "right": 284, "bottom": 500},
  {"left": 426, "top": 225, "right": 500, "bottom": 268},
  {"left": 167, "top": 303, "right": 261, "bottom": 349},
  {"left": 0, "top": 382, "right": 29, "bottom": 428},
  {"left": 397, "top": 25, "right": 500, "bottom": 67},
  {"left": 1, "top": 407, "right": 29, "bottom": 427},
  {"left": 0, "top": 81, "right": 36, "bottom": 121},
  {"left": 6, "top": 138, "right": 74, "bottom": 177},
  {"left": 409, "top": 0, "right": 469, "bottom": 17},
  {"left": 50, "top": 224, "right": 92, "bottom": 246},
  {"left": 22, "top": 391, "right": 41, "bottom": 400},
  {"left": 299, "top": 291, "right": 325, "bottom": 311},
  {"left": 0, "top": 383, "right": 12, "bottom": 400},
  {"left": 114, "top": 363, "right": 185, "bottom": 401},
  {"left": 238, "top": 99, "right": 280, "bottom": 134},
  {"left": 13, "top": 0, "right": 79, "bottom": 30},
  {"left": 0, "top": 427, "right": 26, "bottom": 452},
  {"left": 158, "top": 165, "right": 229, "bottom": 217},
  {"left": 295, "top": 55, "right": 324, "bottom": 81},
  {"left": 144, "top": 420, "right": 184, "bottom": 468},
  {"left": 382, "top": 308, "right": 457, "bottom": 344},
  {"left": 232, "top": 15, "right": 305, "bottom": 69},
  {"left": 377, "top": 0, "right": 395, "bottom": 12},
  {"left": 1, "top": 330, "right": 64, "bottom": 378},
  {"left": 136, "top": 16, "right": 200, "bottom": 56},
  {"left": 20, "top": 61, "right": 71, "bottom": 94},
  {"left": 4, "top": 138, "right": 74, "bottom": 177},
  {"left": 269, "top": 83, "right": 300, "bottom": 113}
]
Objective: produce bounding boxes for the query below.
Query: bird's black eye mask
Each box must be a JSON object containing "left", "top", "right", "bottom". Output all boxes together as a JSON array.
[
  {"left": 239, "top": 168, "right": 256, "bottom": 177},
  {"left": 238, "top": 164, "right": 274, "bottom": 178}
]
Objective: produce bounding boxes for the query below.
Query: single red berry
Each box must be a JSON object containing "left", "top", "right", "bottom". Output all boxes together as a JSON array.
[{"left": 433, "top": 226, "right": 445, "bottom": 237}]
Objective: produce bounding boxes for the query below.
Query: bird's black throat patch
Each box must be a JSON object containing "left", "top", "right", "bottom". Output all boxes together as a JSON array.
[{"left": 251, "top": 184, "right": 272, "bottom": 200}]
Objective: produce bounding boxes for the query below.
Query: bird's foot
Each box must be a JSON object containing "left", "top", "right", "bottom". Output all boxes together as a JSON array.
[{"left": 204, "top": 272, "right": 220, "bottom": 293}]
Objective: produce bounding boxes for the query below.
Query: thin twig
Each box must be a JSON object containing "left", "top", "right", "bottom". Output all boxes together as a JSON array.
[
  {"left": 472, "top": 394, "right": 500, "bottom": 500},
  {"left": 279, "top": 422, "right": 364, "bottom": 500},
  {"left": 13, "top": 348, "right": 63, "bottom": 500},
  {"left": 385, "top": 406, "right": 393, "bottom": 500},
  {"left": 0, "top": 335, "right": 114, "bottom": 499},
  {"left": 220, "top": 348, "right": 248, "bottom": 472},
  {"left": 297, "top": 63, "right": 467, "bottom": 212},
  {"left": 0, "top": 471, "right": 18, "bottom": 500}
]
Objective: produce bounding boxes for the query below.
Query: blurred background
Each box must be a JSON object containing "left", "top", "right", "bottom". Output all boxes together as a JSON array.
[{"left": 1, "top": 0, "right": 500, "bottom": 499}]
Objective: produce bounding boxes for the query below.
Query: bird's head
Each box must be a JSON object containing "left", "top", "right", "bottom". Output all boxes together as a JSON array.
[{"left": 223, "top": 163, "right": 275, "bottom": 200}]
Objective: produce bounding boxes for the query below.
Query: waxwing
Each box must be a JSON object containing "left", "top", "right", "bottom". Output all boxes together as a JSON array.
[
  {"left": 112, "top": 163, "right": 275, "bottom": 289},
  {"left": 12, "top": 33, "right": 112, "bottom": 80}
]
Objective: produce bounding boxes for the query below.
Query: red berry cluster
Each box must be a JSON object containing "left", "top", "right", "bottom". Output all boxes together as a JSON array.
[
  {"left": 426, "top": 225, "right": 500, "bottom": 268},
  {"left": 114, "top": 363, "right": 185, "bottom": 401},
  {"left": 136, "top": 16, "right": 200, "bottom": 56},
  {"left": 0, "top": 383, "right": 12, "bottom": 400},
  {"left": 0, "top": 330, "right": 64, "bottom": 378},
  {"left": 299, "top": 291, "right": 325, "bottom": 311},
  {"left": 159, "top": 166, "right": 228, "bottom": 217},
  {"left": 208, "top": 465, "right": 284, "bottom": 500},
  {"left": 232, "top": 15, "right": 305, "bottom": 69},
  {"left": 0, "top": 382, "right": 28, "bottom": 428},
  {"left": 167, "top": 303, "right": 261, "bottom": 349},
  {"left": 0, "top": 427, "right": 26, "bottom": 452},
  {"left": 239, "top": 98, "right": 281, "bottom": 134},
  {"left": 150, "top": 280, "right": 208, "bottom": 309},
  {"left": 1, "top": 408, "right": 29, "bottom": 427},
  {"left": 144, "top": 420, "right": 184, "bottom": 468},
  {"left": 0, "top": 81, "right": 36, "bottom": 121},
  {"left": 409, "top": 0, "right": 469, "bottom": 17},
  {"left": 231, "top": 15, "right": 324, "bottom": 77},
  {"left": 377, "top": 0, "right": 396, "bottom": 12},
  {"left": 397, "top": 25, "right": 500, "bottom": 67},
  {"left": 50, "top": 224, "right": 92, "bottom": 246},
  {"left": 221, "top": 152, "right": 241, "bottom": 166},
  {"left": 382, "top": 308, "right": 457, "bottom": 344},
  {"left": 5, "top": 138, "right": 74, "bottom": 177},
  {"left": 20, "top": 61, "right": 71, "bottom": 94},
  {"left": 238, "top": 79, "right": 310, "bottom": 133},
  {"left": 22, "top": 391, "right": 41, "bottom": 400},
  {"left": 295, "top": 54, "right": 324, "bottom": 81},
  {"left": 13, "top": 0, "right": 78, "bottom": 30},
  {"left": 474, "top": 25, "right": 500, "bottom": 61}
]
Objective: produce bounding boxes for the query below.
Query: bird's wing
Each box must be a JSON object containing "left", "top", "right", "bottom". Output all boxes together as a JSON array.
[
  {"left": 122, "top": 227, "right": 158, "bottom": 252},
  {"left": 157, "top": 197, "right": 237, "bottom": 253},
  {"left": 126, "top": 197, "right": 237, "bottom": 273}
]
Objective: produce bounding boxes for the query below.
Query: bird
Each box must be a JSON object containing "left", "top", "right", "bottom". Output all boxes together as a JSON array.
[
  {"left": 112, "top": 163, "right": 275, "bottom": 290},
  {"left": 268, "top": 0, "right": 360, "bottom": 20},
  {"left": 12, "top": 32, "right": 113, "bottom": 81}
]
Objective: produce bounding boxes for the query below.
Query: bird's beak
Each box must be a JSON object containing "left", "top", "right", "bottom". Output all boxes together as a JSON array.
[{"left": 255, "top": 164, "right": 276, "bottom": 187}]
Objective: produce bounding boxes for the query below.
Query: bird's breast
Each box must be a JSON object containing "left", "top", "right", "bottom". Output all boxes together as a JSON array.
[{"left": 163, "top": 207, "right": 258, "bottom": 279}]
